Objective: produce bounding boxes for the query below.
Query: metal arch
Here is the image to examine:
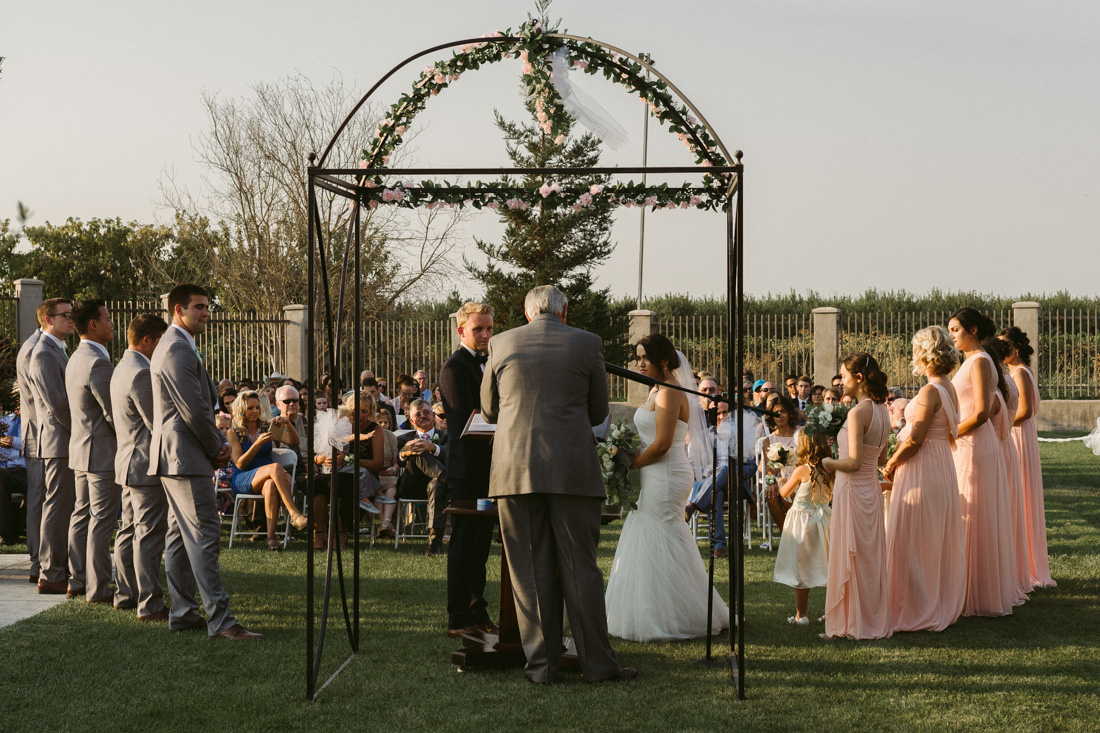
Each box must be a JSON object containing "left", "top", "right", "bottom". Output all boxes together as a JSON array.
[{"left": 317, "top": 32, "right": 734, "bottom": 172}]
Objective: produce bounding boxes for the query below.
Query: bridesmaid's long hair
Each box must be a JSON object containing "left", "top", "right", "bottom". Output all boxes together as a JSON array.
[
  {"left": 795, "top": 432, "right": 834, "bottom": 504},
  {"left": 840, "top": 352, "right": 889, "bottom": 403},
  {"left": 999, "top": 326, "right": 1034, "bottom": 367},
  {"left": 982, "top": 336, "right": 1011, "bottom": 400}
]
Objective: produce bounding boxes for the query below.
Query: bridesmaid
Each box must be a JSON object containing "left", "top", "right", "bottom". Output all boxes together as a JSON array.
[
  {"left": 822, "top": 352, "right": 892, "bottom": 640},
  {"left": 985, "top": 336, "right": 1033, "bottom": 604},
  {"left": 882, "top": 327, "right": 965, "bottom": 632},
  {"left": 948, "top": 308, "right": 1016, "bottom": 616},
  {"left": 999, "top": 326, "right": 1056, "bottom": 588}
]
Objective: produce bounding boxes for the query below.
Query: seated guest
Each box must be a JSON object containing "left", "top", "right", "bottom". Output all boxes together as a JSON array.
[
  {"left": 217, "top": 386, "right": 237, "bottom": 416},
  {"left": 376, "top": 377, "right": 389, "bottom": 400},
  {"left": 217, "top": 379, "right": 234, "bottom": 392},
  {"left": 314, "top": 392, "right": 329, "bottom": 414},
  {"left": 831, "top": 374, "right": 843, "bottom": 395},
  {"left": 0, "top": 391, "right": 28, "bottom": 546},
  {"left": 329, "top": 391, "right": 384, "bottom": 530},
  {"left": 274, "top": 385, "right": 308, "bottom": 488},
  {"left": 394, "top": 374, "right": 421, "bottom": 422},
  {"left": 784, "top": 374, "right": 798, "bottom": 401},
  {"left": 752, "top": 380, "right": 769, "bottom": 407},
  {"left": 373, "top": 408, "right": 400, "bottom": 537},
  {"left": 262, "top": 384, "right": 280, "bottom": 417},
  {"left": 840, "top": 393, "right": 855, "bottom": 407},
  {"left": 794, "top": 376, "right": 813, "bottom": 414},
  {"left": 358, "top": 369, "right": 375, "bottom": 389},
  {"left": 237, "top": 378, "right": 255, "bottom": 391},
  {"left": 319, "top": 373, "right": 333, "bottom": 406},
  {"left": 432, "top": 402, "right": 447, "bottom": 431},
  {"left": 225, "top": 390, "right": 308, "bottom": 550},
  {"left": 361, "top": 376, "right": 397, "bottom": 428},
  {"left": 396, "top": 398, "right": 448, "bottom": 555},
  {"left": 810, "top": 385, "right": 825, "bottom": 406},
  {"left": 886, "top": 386, "right": 905, "bottom": 402},
  {"left": 889, "top": 398, "right": 909, "bottom": 434},
  {"left": 823, "top": 387, "right": 841, "bottom": 405},
  {"left": 414, "top": 370, "right": 433, "bottom": 403}
]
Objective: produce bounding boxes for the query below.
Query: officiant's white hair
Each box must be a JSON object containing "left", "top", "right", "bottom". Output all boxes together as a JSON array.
[{"left": 524, "top": 285, "right": 567, "bottom": 317}]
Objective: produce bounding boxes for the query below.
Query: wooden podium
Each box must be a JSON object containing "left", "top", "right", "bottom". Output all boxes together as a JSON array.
[{"left": 444, "top": 503, "right": 620, "bottom": 672}]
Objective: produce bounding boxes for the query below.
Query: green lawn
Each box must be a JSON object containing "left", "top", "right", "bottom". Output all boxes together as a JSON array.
[{"left": 2, "top": 434, "right": 1098, "bottom": 732}]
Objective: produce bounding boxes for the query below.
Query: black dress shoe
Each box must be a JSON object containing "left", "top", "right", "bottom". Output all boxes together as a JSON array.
[
  {"left": 593, "top": 667, "right": 639, "bottom": 683},
  {"left": 425, "top": 540, "right": 444, "bottom": 556},
  {"left": 138, "top": 609, "right": 171, "bottom": 622},
  {"left": 446, "top": 625, "right": 479, "bottom": 638}
]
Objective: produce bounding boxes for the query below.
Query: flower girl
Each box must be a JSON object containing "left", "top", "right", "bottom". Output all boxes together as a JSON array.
[{"left": 772, "top": 430, "right": 835, "bottom": 625}]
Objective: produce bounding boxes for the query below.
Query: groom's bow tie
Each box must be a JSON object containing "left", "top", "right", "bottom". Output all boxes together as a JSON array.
[{"left": 473, "top": 352, "right": 488, "bottom": 365}]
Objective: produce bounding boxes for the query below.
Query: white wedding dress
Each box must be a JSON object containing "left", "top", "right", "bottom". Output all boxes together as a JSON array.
[{"left": 604, "top": 406, "right": 730, "bottom": 641}]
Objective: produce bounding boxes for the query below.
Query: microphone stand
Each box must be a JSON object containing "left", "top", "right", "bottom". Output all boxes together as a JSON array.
[{"left": 605, "top": 364, "right": 773, "bottom": 668}]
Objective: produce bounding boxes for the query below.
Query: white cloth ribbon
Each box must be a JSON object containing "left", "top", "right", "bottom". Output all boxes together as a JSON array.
[{"left": 548, "top": 48, "right": 630, "bottom": 150}]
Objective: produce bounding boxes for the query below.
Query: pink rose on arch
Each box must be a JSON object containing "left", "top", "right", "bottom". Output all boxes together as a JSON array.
[
  {"left": 550, "top": 183, "right": 562, "bottom": 194},
  {"left": 522, "top": 63, "right": 534, "bottom": 75},
  {"left": 666, "top": 202, "right": 676, "bottom": 210},
  {"left": 396, "top": 125, "right": 406, "bottom": 135},
  {"left": 644, "top": 196, "right": 658, "bottom": 207},
  {"left": 382, "top": 155, "right": 390, "bottom": 164},
  {"left": 393, "top": 189, "right": 405, "bottom": 202},
  {"left": 433, "top": 73, "right": 446, "bottom": 84},
  {"left": 701, "top": 159, "right": 713, "bottom": 167},
  {"left": 572, "top": 204, "right": 583, "bottom": 211},
  {"left": 506, "top": 199, "right": 520, "bottom": 210},
  {"left": 687, "top": 115, "right": 698, "bottom": 126},
  {"left": 539, "top": 184, "right": 552, "bottom": 197},
  {"left": 519, "top": 50, "right": 529, "bottom": 62},
  {"left": 677, "top": 133, "right": 687, "bottom": 141},
  {"left": 430, "top": 89, "right": 439, "bottom": 96},
  {"left": 358, "top": 160, "right": 369, "bottom": 169},
  {"left": 537, "top": 111, "right": 548, "bottom": 122},
  {"left": 576, "top": 60, "right": 588, "bottom": 69},
  {"left": 681, "top": 202, "right": 691, "bottom": 209},
  {"left": 689, "top": 195, "right": 702, "bottom": 207},
  {"left": 541, "top": 122, "right": 552, "bottom": 133},
  {"left": 487, "top": 201, "right": 500, "bottom": 210},
  {"left": 382, "top": 189, "right": 396, "bottom": 203},
  {"left": 589, "top": 184, "right": 604, "bottom": 195},
  {"left": 424, "top": 202, "right": 437, "bottom": 211},
  {"left": 368, "top": 200, "right": 379, "bottom": 209},
  {"left": 554, "top": 134, "right": 566, "bottom": 145},
  {"left": 579, "top": 193, "right": 593, "bottom": 206}
]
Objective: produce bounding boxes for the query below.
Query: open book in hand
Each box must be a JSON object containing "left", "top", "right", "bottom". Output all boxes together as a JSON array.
[{"left": 462, "top": 410, "right": 497, "bottom": 439}]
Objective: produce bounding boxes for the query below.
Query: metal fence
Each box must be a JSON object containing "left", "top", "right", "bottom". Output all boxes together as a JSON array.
[
  {"left": 1040, "top": 309, "right": 1100, "bottom": 399},
  {"left": 839, "top": 310, "right": 1013, "bottom": 396}
]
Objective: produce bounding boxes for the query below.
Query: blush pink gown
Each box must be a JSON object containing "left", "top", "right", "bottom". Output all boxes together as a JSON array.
[
  {"left": 998, "top": 377, "right": 1033, "bottom": 602},
  {"left": 885, "top": 383, "right": 965, "bottom": 632},
  {"left": 953, "top": 352, "right": 1016, "bottom": 617},
  {"left": 1010, "top": 365, "right": 1056, "bottom": 588},
  {"left": 824, "top": 402, "right": 891, "bottom": 640}
]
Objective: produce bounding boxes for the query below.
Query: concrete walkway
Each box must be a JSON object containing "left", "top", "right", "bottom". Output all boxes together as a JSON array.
[{"left": 0, "top": 554, "right": 68, "bottom": 629}]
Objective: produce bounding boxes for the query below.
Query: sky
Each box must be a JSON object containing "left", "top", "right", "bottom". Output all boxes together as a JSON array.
[{"left": 2, "top": 0, "right": 1099, "bottom": 301}]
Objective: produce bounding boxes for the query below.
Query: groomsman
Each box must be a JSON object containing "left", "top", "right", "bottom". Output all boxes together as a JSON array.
[
  {"left": 437, "top": 301, "right": 496, "bottom": 637},
  {"left": 27, "top": 298, "right": 76, "bottom": 595},
  {"left": 794, "top": 375, "right": 812, "bottom": 414},
  {"left": 111, "top": 314, "right": 169, "bottom": 620},
  {"left": 66, "top": 300, "right": 120, "bottom": 606},
  {"left": 14, "top": 316, "right": 44, "bottom": 584},
  {"left": 150, "top": 284, "right": 260, "bottom": 639}
]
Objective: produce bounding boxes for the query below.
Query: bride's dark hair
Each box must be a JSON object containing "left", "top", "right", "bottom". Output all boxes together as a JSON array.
[{"left": 635, "top": 334, "right": 679, "bottom": 379}]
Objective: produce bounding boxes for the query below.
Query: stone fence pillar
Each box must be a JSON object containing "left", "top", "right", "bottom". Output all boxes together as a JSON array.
[
  {"left": 283, "top": 305, "right": 309, "bottom": 383},
  {"left": 449, "top": 312, "right": 461, "bottom": 352},
  {"left": 1013, "top": 301, "right": 1041, "bottom": 382},
  {"left": 812, "top": 307, "right": 840, "bottom": 387},
  {"left": 160, "top": 293, "right": 171, "bottom": 323},
  {"left": 14, "top": 278, "right": 44, "bottom": 343},
  {"left": 627, "top": 310, "right": 657, "bottom": 406}
]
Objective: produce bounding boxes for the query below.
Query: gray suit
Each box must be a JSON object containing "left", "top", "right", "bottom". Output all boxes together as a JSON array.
[
  {"left": 111, "top": 349, "right": 168, "bottom": 616},
  {"left": 27, "top": 333, "right": 76, "bottom": 587},
  {"left": 66, "top": 340, "right": 120, "bottom": 603},
  {"left": 480, "top": 313, "right": 620, "bottom": 684},
  {"left": 149, "top": 325, "right": 236, "bottom": 634},
  {"left": 15, "top": 329, "right": 44, "bottom": 577}
]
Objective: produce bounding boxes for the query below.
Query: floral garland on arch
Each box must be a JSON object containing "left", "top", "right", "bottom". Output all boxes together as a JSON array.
[{"left": 357, "top": 19, "right": 732, "bottom": 212}]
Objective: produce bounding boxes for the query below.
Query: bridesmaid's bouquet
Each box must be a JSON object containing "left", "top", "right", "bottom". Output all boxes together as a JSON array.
[
  {"left": 599, "top": 419, "right": 638, "bottom": 510},
  {"left": 802, "top": 403, "right": 850, "bottom": 439}
]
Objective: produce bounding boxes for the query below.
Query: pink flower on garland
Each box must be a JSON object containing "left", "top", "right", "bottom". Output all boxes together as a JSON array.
[
  {"left": 579, "top": 193, "right": 593, "bottom": 207},
  {"left": 539, "top": 184, "right": 552, "bottom": 197},
  {"left": 590, "top": 184, "right": 604, "bottom": 195},
  {"left": 554, "top": 134, "right": 566, "bottom": 145},
  {"left": 644, "top": 196, "right": 658, "bottom": 207},
  {"left": 382, "top": 189, "right": 396, "bottom": 203}
]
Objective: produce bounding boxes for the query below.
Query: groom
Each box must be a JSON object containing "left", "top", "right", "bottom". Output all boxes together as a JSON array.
[{"left": 480, "top": 285, "right": 635, "bottom": 685}]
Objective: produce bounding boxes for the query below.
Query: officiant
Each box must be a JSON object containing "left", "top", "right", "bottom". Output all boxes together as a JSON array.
[{"left": 437, "top": 302, "right": 498, "bottom": 637}]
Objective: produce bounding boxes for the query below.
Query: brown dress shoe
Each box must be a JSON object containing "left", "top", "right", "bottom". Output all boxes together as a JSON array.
[
  {"left": 66, "top": 587, "right": 85, "bottom": 599},
  {"left": 446, "top": 625, "right": 479, "bottom": 638},
  {"left": 37, "top": 579, "right": 67, "bottom": 595},
  {"left": 216, "top": 624, "right": 263, "bottom": 641},
  {"left": 171, "top": 617, "right": 209, "bottom": 633},
  {"left": 713, "top": 547, "right": 727, "bottom": 559},
  {"left": 138, "top": 609, "right": 171, "bottom": 622}
]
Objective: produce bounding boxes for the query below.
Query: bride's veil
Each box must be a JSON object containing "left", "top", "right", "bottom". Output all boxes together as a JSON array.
[{"left": 672, "top": 350, "right": 713, "bottom": 481}]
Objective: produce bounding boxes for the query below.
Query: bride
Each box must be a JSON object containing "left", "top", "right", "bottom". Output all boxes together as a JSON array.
[{"left": 605, "top": 333, "right": 730, "bottom": 641}]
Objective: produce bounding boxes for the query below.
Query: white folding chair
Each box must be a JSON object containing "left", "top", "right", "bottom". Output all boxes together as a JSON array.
[
  {"left": 755, "top": 434, "right": 777, "bottom": 551},
  {"left": 228, "top": 448, "right": 298, "bottom": 548}
]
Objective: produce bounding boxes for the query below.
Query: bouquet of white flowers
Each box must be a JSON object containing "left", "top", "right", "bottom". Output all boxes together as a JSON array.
[
  {"left": 801, "top": 402, "right": 851, "bottom": 439},
  {"left": 765, "top": 443, "right": 792, "bottom": 471},
  {"left": 598, "top": 419, "right": 639, "bottom": 510}
]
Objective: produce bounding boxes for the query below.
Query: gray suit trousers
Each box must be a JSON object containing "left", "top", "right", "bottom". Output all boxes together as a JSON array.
[
  {"left": 497, "top": 494, "right": 620, "bottom": 684},
  {"left": 39, "top": 457, "right": 75, "bottom": 585},
  {"left": 84, "top": 471, "right": 121, "bottom": 603},
  {"left": 68, "top": 471, "right": 92, "bottom": 592},
  {"left": 25, "top": 457, "right": 44, "bottom": 576},
  {"left": 116, "top": 484, "right": 168, "bottom": 615},
  {"left": 162, "top": 475, "right": 236, "bottom": 635}
]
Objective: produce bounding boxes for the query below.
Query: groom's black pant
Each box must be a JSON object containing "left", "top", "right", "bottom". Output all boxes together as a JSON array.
[{"left": 446, "top": 478, "right": 494, "bottom": 631}]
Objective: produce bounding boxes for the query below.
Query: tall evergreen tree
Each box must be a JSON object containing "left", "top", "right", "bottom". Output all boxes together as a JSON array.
[{"left": 466, "top": 105, "right": 628, "bottom": 358}]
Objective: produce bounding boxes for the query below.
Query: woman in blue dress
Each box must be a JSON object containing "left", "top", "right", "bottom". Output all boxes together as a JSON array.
[{"left": 226, "top": 390, "right": 308, "bottom": 550}]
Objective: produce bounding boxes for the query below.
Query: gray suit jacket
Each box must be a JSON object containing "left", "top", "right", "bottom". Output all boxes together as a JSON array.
[
  {"left": 148, "top": 326, "right": 226, "bottom": 477},
  {"left": 15, "top": 329, "right": 42, "bottom": 457},
  {"left": 66, "top": 341, "right": 117, "bottom": 473},
  {"left": 28, "top": 334, "right": 71, "bottom": 459},
  {"left": 111, "top": 350, "right": 159, "bottom": 487},
  {"left": 480, "top": 313, "right": 609, "bottom": 499}
]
